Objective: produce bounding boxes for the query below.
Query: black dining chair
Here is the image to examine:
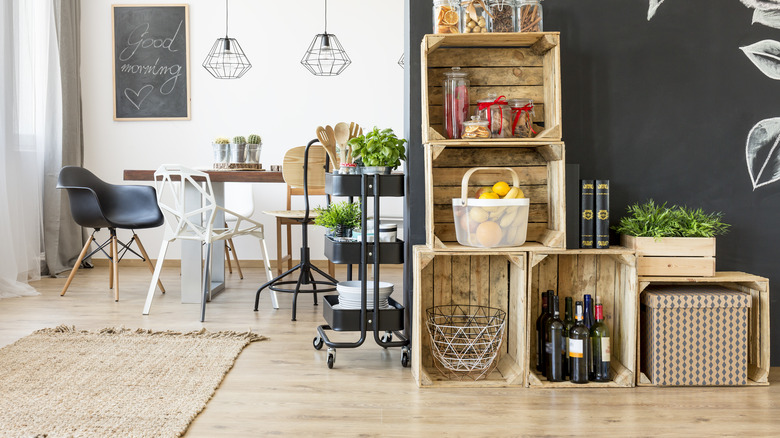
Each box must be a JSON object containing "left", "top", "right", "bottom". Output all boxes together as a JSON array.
[{"left": 57, "top": 166, "right": 165, "bottom": 301}]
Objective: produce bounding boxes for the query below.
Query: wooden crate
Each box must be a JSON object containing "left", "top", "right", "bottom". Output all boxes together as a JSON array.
[
  {"left": 424, "top": 142, "right": 565, "bottom": 250},
  {"left": 412, "top": 246, "right": 527, "bottom": 387},
  {"left": 526, "top": 248, "right": 638, "bottom": 388},
  {"left": 421, "top": 32, "right": 562, "bottom": 144},
  {"left": 637, "top": 272, "right": 770, "bottom": 386},
  {"left": 621, "top": 235, "right": 716, "bottom": 277}
]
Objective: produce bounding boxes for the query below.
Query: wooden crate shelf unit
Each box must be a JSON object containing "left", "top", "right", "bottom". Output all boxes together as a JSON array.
[
  {"left": 425, "top": 142, "right": 565, "bottom": 250},
  {"left": 412, "top": 246, "right": 527, "bottom": 387},
  {"left": 421, "top": 32, "right": 562, "bottom": 144},
  {"left": 527, "top": 249, "right": 638, "bottom": 388}
]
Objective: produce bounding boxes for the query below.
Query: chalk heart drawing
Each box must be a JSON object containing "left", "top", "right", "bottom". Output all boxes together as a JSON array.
[
  {"left": 124, "top": 84, "right": 154, "bottom": 110},
  {"left": 746, "top": 117, "right": 780, "bottom": 190},
  {"left": 647, "top": 0, "right": 665, "bottom": 21},
  {"left": 740, "top": 40, "right": 780, "bottom": 80}
]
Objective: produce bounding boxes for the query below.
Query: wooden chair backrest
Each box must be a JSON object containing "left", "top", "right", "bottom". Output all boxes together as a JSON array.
[{"left": 282, "top": 145, "right": 329, "bottom": 210}]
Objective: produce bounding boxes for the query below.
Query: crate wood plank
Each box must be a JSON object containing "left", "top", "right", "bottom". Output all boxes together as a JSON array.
[
  {"left": 451, "top": 255, "right": 471, "bottom": 306},
  {"left": 432, "top": 166, "right": 547, "bottom": 186},
  {"left": 507, "top": 256, "right": 524, "bottom": 371},
  {"left": 433, "top": 255, "right": 452, "bottom": 308},
  {"left": 431, "top": 147, "right": 547, "bottom": 167},
  {"left": 429, "top": 85, "right": 545, "bottom": 107},
  {"left": 420, "top": 256, "right": 435, "bottom": 370},
  {"left": 427, "top": 47, "right": 545, "bottom": 68},
  {"left": 428, "top": 66, "right": 545, "bottom": 87},
  {"left": 431, "top": 185, "right": 548, "bottom": 205},
  {"left": 471, "top": 255, "right": 490, "bottom": 308},
  {"left": 426, "top": 32, "right": 559, "bottom": 51},
  {"left": 542, "top": 42, "right": 562, "bottom": 134},
  {"left": 490, "top": 255, "right": 510, "bottom": 356},
  {"left": 636, "top": 256, "right": 715, "bottom": 277},
  {"left": 622, "top": 235, "right": 716, "bottom": 257},
  {"left": 429, "top": 104, "right": 546, "bottom": 125}
]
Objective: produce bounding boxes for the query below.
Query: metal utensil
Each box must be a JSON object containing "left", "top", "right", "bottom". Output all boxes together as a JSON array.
[
  {"left": 334, "top": 122, "right": 350, "bottom": 166},
  {"left": 316, "top": 126, "right": 338, "bottom": 170}
]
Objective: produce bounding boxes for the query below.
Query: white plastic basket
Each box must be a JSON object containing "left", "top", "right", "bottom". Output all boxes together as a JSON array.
[{"left": 452, "top": 167, "right": 530, "bottom": 248}]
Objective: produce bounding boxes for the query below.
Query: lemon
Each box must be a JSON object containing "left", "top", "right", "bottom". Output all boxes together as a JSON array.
[
  {"left": 479, "top": 192, "right": 500, "bottom": 200},
  {"left": 492, "top": 181, "right": 510, "bottom": 197}
]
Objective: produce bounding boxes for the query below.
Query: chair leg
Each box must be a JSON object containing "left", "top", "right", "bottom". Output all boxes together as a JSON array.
[
  {"left": 108, "top": 237, "right": 114, "bottom": 290},
  {"left": 227, "top": 237, "right": 244, "bottom": 279},
  {"left": 224, "top": 244, "right": 233, "bottom": 274},
  {"left": 286, "top": 223, "right": 293, "bottom": 272},
  {"left": 201, "top": 242, "right": 213, "bottom": 323},
  {"left": 259, "top": 237, "right": 278, "bottom": 309},
  {"left": 134, "top": 234, "right": 165, "bottom": 294},
  {"left": 61, "top": 235, "right": 95, "bottom": 296},
  {"left": 111, "top": 231, "right": 119, "bottom": 302},
  {"left": 276, "top": 218, "right": 283, "bottom": 276},
  {"left": 143, "top": 240, "right": 169, "bottom": 315},
  {"left": 328, "top": 260, "right": 335, "bottom": 278}
]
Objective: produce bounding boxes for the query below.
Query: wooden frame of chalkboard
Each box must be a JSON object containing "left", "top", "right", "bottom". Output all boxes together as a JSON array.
[{"left": 112, "top": 4, "right": 191, "bottom": 121}]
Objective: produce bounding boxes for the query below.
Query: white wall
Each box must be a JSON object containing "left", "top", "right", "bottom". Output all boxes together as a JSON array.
[{"left": 81, "top": 0, "right": 405, "bottom": 261}]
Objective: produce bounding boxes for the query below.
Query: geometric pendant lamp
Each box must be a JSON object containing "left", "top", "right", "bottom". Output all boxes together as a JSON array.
[
  {"left": 203, "top": 0, "right": 252, "bottom": 79},
  {"left": 301, "top": 0, "right": 351, "bottom": 76}
]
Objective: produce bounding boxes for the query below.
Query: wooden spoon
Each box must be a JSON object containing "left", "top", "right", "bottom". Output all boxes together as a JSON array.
[
  {"left": 334, "top": 122, "right": 350, "bottom": 166},
  {"left": 347, "top": 123, "right": 362, "bottom": 164},
  {"left": 316, "top": 126, "right": 338, "bottom": 170},
  {"left": 325, "top": 125, "right": 338, "bottom": 168}
]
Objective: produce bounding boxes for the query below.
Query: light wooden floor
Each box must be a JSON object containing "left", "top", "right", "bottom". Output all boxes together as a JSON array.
[{"left": 2, "top": 264, "right": 778, "bottom": 437}]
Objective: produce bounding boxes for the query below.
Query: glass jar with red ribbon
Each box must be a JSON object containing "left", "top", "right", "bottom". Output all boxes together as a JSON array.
[
  {"left": 444, "top": 67, "right": 470, "bottom": 139},
  {"left": 476, "top": 94, "right": 512, "bottom": 138},
  {"left": 508, "top": 98, "right": 536, "bottom": 138}
]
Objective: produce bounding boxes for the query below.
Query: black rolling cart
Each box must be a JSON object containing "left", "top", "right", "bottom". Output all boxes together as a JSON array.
[{"left": 313, "top": 172, "right": 411, "bottom": 369}]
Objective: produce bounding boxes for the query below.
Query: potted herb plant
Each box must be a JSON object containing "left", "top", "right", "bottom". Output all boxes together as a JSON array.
[
  {"left": 246, "top": 134, "right": 262, "bottom": 165},
  {"left": 230, "top": 135, "right": 247, "bottom": 164},
  {"left": 347, "top": 127, "right": 407, "bottom": 174},
  {"left": 613, "top": 200, "right": 730, "bottom": 277},
  {"left": 212, "top": 137, "right": 230, "bottom": 166},
  {"left": 314, "top": 201, "right": 361, "bottom": 239}
]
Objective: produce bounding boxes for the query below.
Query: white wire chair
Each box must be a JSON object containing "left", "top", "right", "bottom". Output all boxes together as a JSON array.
[{"left": 143, "top": 164, "right": 275, "bottom": 321}]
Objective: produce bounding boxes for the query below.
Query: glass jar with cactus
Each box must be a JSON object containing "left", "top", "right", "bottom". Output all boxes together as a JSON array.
[
  {"left": 230, "top": 136, "right": 247, "bottom": 164},
  {"left": 245, "top": 134, "right": 262, "bottom": 165},
  {"left": 212, "top": 137, "right": 230, "bottom": 166}
]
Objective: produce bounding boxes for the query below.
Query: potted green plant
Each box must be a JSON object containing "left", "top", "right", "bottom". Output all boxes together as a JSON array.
[
  {"left": 314, "top": 201, "right": 361, "bottom": 239},
  {"left": 212, "top": 137, "right": 230, "bottom": 166},
  {"left": 230, "top": 135, "right": 247, "bottom": 164},
  {"left": 246, "top": 134, "right": 262, "bottom": 165},
  {"left": 613, "top": 200, "right": 730, "bottom": 277},
  {"left": 347, "top": 127, "right": 407, "bottom": 174}
]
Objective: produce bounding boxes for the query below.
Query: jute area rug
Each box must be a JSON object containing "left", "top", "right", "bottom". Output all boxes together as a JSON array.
[{"left": 0, "top": 326, "right": 266, "bottom": 438}]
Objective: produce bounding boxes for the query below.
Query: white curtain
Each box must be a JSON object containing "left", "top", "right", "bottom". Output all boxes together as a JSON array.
[{"left": 0, "top": 0, "right": 62, "bottom": 298}]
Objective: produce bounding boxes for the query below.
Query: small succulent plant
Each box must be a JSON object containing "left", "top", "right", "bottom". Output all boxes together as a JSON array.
[
  {"left": 213, "top": 137, "right": 230, "bottom": 144},
  {"left": 232, "top": 136, "right": 247, "bottom": 144},
  {"left": 247, "top": 134, "right": 262, "bottom": 144}
]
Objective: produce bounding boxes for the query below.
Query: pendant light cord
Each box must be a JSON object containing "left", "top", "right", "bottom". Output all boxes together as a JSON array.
[
  {"left": 324, "top": 0, "right": 328, "bottom": 34},
  {"left": 225, "top": 0, "right": 229, "bottom": 38}
]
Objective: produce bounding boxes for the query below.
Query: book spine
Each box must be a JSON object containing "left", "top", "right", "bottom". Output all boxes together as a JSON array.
[
  {"left": 595, "top": 179, "right": 610, "bottom": 249},
  {"left": 580, "top": 180, "right": 595, "bottom": 248}
]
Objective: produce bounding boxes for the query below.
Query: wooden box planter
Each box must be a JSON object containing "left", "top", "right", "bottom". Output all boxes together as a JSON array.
[
  {"left": 421, "top": 33, "right": 562, "bottom": 144},
  {"left": 424, "top": 142, "right": 565, "bottom": 250},
  {"left": 526, "top": 249, "right": 638, "bottom": 388},
  {"left": 637, "top": 272, "right": 770, "bottom": 387},
  {"left": 621, "top": 235, "right": 716, "bottom": 277},
  {"left": 412, "top": 246, "right": 527, "bottom": 387}
]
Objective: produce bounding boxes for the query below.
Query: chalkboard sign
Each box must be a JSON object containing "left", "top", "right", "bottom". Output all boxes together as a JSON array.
[{"left": 112, "top": 5, "right": 190, "bottom": 120}]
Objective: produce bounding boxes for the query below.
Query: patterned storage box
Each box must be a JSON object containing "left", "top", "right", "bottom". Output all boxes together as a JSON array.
[{"left": 640, "top": 285, "right": 751, "bottom": 386}]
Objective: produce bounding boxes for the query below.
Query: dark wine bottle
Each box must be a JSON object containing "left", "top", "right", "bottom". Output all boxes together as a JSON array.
[
  {"left": 535, "top": 291, "right": 549, "bottom": 372},
  {"left": 562, "top": 296, "right": 574, "bottom": 380},
  {"left": 591, "top": 298, "right": 611, "bottom": 382},
  {"left": 544, "top": 294, "right": 564, "bottom": 382},
  {"left": 568, "top": 301, "right": 589, "bottom": 384},
  {"left": 583, "top": 294, "right": 595, "bottom": 379}
]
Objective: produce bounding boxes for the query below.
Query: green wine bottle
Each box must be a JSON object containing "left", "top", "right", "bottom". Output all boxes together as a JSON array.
[
  {"left": 591, "top": 297, "right": 611, "bottom": 382},
  {"left": 544, "top": 294, "right": 564, "bottom": 382},
  {"left": 562, "top": 296, "right": 574, "bottom": 380},
  {"left": 568, "top": 301, "right": 589, "bottom": 384},
  {"left": 535, "top": 291, "right": 549, "bottom": 372}
]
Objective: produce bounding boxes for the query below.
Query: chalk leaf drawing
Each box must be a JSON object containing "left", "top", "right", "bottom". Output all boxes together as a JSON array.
[
  {"left": 647, "top": 0, "right": 665, "bottom": 21},
  {"left": 753, "top": 8, "right": 780, "bottom": 28},
  {"left": 124, "top": 84, "right": 154, "bottom": 110},
  {"left": 739, "top": 0, "right": 780, "bottom": 10},
  {"left": 740, "top": 40, "right": 780, "bottom": 80},
  {"left": 747, "top": 118, "right": 780, "bottom": 189}
]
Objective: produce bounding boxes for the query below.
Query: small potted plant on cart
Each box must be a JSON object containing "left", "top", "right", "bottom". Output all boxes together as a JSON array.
[
  {"left": 314, "top": 201, "right": 362, "bottom": 241},
  {"left": 347, "top": 127, "right": 407, "bottom": 175}
]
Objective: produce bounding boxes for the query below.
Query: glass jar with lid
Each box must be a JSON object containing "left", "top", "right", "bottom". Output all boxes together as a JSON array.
[
  {"left": 462, "top": 116, "right": 491, "bottom": 139},
  {"left": 487, "top": 0, "right": 516, "bottom": 33},
  {"left": 443, "top": 67, "right": 470, "bottom": 139},
  {"left": 433, "top": 0, "right": 462, "bottom": 34},
  {"left": 476, "top": 94, "right": 512, "bottom": 138},
  {"left": 508, "top": 98, "right": 535, "bottom": 138},
  {"left": 517, "top": 0, "right": 543, "bottom": 32},
  {"left": 461, "top": 1, "right": 488, "bottom": 34}
]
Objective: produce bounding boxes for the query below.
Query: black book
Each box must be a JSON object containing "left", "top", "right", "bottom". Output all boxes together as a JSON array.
[
  {"left": 595, "top": 180, "right": 610, "bottom": 249},
  {"left": 579, "top": 180, "right": 595, "bottom": 248}
]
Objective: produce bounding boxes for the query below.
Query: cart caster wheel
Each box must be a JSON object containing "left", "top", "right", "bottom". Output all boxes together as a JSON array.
[
  {"left": 401, "top": 346, "right": 410, "bottom": 368},
  {"left": 327, "top": 348, "right": 336, "bottom": 369},
  {"left": 381, "top": 331, "right": 393, "bottom": 346},
  {"left": 313, "top": 336, "right": 323, "bottom": 350}
]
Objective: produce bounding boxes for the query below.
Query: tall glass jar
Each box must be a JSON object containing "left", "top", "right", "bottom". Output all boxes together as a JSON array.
[
  {"left": 488, "top": 0, "right": 516, "bottom": 33},
  {"left": 508, "top": 98, "right": 535, "bottom": 138},
  {"left": 476, "top": 94, "right": 512, "bottom": 138},
  {"left": 517, "top": 0, "right": 543, "bottom": 32},
  {"left": 433, "top": 0, "right": 462, "bottom": 34},
  {"left": 444, "top": 67, "right": 470, "bottom": 139},
  {"left": 461, "top": 1, "right": 488, "bottom": 34}
]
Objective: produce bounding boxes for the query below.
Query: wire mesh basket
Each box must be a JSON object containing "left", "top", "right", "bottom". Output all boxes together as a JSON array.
[{"left": 425, "top": 304, "right": 507, "bottom": 381}]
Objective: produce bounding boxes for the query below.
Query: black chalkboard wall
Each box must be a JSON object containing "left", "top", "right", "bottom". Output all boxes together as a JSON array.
[
  {"left": 112, "top": 5, "right": 189, "bottom": 120},
  {"left": 542, "top": 0, "right": 780, "bottom": 364}
]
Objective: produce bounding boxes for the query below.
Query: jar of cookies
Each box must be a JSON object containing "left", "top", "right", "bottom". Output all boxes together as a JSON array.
[
  {"left": 433, "top": 0, "right": 462, "bottom": 34},
  {"left": 476, "top": 94, "right": 512, "bottom": 138},
  {"left": 508, "top": 98, "right": 535, "bottom": 138},
  {"left": 462, "top": 116, "right": 491, "bottom": 139},
  {"left": 461, "top": 1, "right": 488, "bottom": 34}
]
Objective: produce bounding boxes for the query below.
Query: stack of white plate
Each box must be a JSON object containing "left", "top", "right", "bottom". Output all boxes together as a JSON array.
[{"left": 335, "top": 281, "right": 393, "bottom": 310}]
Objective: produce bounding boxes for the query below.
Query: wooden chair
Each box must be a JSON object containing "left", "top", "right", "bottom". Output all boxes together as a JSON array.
[{"left": 263, "top": 146, "right": 335, "bottom": 277}]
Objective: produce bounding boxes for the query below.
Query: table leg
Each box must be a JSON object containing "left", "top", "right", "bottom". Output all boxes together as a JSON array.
[{"left": 181, "top": 181, "right": 226, "bottom": 304}]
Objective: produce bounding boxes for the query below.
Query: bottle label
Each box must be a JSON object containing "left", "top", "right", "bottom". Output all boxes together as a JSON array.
[
  {"left": 602, "top": 337, "right": 611, "bottom": 362},
  {"left": 569, "top": 338, "right": 583, "bottom": 358}
]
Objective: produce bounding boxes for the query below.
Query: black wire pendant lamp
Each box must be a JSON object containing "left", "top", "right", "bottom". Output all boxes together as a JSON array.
[
  {"left": 398, "top": 54, "right": 404, "bottom": 69},
  {"left": 301, "top": 0, "right": 351, "bottom": 76},
  {"left": 203, "top": 0, "right": 251, "bottom": 79}
]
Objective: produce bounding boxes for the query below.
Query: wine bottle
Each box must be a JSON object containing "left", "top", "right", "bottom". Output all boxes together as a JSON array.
[
  {"left": 583, "top": 294, "right": 595, "bottom": 379},
  {"left": 544, "top": 294, "right": 564, "bottom": 382},
  {"left": 591, "top": 297, "right": 611, "bottom": 382},
  {"left": 562, "top": 296, "right": 574, "bottom": 380},
  {"left": 568, "top": 301, "right": 589, "bottom": 384},
  {"left": 535, "top": 291, "right": 549, "bottom": 372}
]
